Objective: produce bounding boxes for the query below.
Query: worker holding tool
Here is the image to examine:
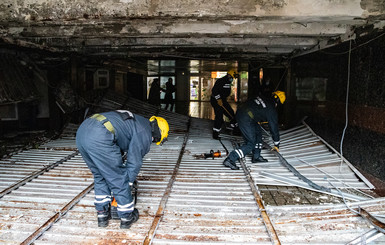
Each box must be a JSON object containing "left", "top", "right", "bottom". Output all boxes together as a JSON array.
[
  {"left": 76, "top": 110, "right": 169, "bottom": 229},
  {"left": 223, "top": 91, "right": 285, "bottom": 170},
  {"left": 210, "top": 69, "right": 239, "bottom": 139}
]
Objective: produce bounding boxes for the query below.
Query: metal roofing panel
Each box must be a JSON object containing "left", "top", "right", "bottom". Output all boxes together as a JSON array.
[
  {"left": 246, "top": 124, "right": 374, "bottom": 191},
  {"left": 268, "top": 198, "right": 385, "bottom": 244},
  {"left": 31, "top": 130, "right": 185, "bottom": 245},
  {"left": 0, "top": 92, "right": 384, "bottom": 245}
]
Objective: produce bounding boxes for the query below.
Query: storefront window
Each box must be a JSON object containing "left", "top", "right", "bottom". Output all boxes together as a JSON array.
[{"left": 296, "top": 77, "right": 327, "bottom": 101}]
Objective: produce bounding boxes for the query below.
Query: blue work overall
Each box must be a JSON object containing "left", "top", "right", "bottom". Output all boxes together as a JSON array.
[
  {"left": 227, "top": 96, "right": 280, "bottom": 162},
  {"left": 76, "top": 111, "right": 152, "bottom": 218}
]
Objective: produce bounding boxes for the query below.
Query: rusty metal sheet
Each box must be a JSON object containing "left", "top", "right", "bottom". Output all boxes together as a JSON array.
[
  {"left": 32, "top": 130, "right": 184, "bottom": 245},
  {"left": 248, "top": 124, "right": 374, "bottom": 191},
  {"left": 148, "top": 118, "right": 273, "bottom": 244},
  {"left": 268, "top": 197, "right": 385, "bottom": 244},
  {"left": 0, "top": 149, "right": 77, "bottom": 195},
  {"left": 0, "top": 152, "right": 92, "bottom": 244},
  {"left": 0, "top": 95, "right": 384, "bottom": 245}
]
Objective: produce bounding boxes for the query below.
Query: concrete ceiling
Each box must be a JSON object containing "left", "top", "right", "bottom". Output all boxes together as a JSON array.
[{"left": 1, "top": 0, "right": 385, "bottom": 67}]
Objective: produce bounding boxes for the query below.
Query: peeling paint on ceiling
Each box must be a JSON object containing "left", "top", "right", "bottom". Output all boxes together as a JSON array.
[{"left": 0, "top": 0, "right": 384, "bottom": 63}]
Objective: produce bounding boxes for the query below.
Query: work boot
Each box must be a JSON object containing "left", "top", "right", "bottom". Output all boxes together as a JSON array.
[
  {"left": 213, "top": 131, "right": 220, "bottom": 140},
  {"left": 223, "top": 157, "right": 240, "bottom": 170},
  {"left": 97, "top": 210, "right": 111, "bottom": 227},
  {"left": 252, "top": 156, "right": 268, "bottom": 163},
  {"left": 120, "top": 208, "right": 139, "bottom": 229}
]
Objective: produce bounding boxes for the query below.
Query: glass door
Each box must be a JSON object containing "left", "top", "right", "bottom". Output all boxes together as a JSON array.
[
  {"left": 160, "top": 76, "right": 175, "bottom": 100},
  {"left": 190, "top": 76, "right": 200, "bottom": 101}
]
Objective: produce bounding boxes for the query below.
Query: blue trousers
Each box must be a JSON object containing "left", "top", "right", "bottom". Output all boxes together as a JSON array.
[
  {"left": 227, "top": 110, "right": 263, "bottom": 162},
  {"left": 76, "top": 118, "right": 134, "bottom": 218}
]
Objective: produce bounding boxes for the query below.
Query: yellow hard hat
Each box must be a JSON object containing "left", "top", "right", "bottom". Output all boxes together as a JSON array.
[
  {"left": 227, "top": 69, "right": 238, "bottom": 79},
  {"left": 149, "top": 116, "right": 169, "bottom": 145},
  {"left": 272, "top": 91, "right": 286, "bottom": 104}
]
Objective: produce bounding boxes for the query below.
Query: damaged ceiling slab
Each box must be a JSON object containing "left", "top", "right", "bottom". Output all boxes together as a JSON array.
[
  {"left": 1, "top": 91, "right": 385, "bottom": 244},
  {"left": 1, "top": 0, "right": 385, "bottom": 63}
]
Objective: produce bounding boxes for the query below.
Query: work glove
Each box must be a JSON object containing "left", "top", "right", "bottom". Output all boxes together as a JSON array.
[
  {"left": 271, "top": 144, "right": 280, "bottom": 152},
  {"left": 217, "top": 99, "right": 223, "bottom": 107}
]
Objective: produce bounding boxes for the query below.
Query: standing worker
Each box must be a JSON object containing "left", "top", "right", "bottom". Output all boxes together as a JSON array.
[
  {"left": 148, "top": 78, "right": 164, "bottom": 107},
  {"left": 76, "top": 110, "right": 169, "bottom": 228},
  {"left": 223, "top": 91, "right": 286, "bottom": 170},
  {"left": 164, "top": 78, "right": 176, "bottom": 111},
  {"left": 210, "top": 70, "right": 238, "bottom": 139}
]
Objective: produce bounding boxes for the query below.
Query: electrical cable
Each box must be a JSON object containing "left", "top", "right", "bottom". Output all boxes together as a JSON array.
[
  {"left": 274, "top": 58, "right": 291, "bottom": 91},
  {"left": 339, "top": 39, "right": 352, "bottom": 168},
  {"left": 327, "top": 179, "right": 359, "bottom": 215}
]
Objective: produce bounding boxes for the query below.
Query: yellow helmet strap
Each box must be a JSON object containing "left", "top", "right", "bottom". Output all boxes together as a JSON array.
[
  {"left": 274, "top": 94, "right": 279, "bottom": 103},
  {"left": 158, "top": 136, "right": 168, "bottom": 146},
  {"left": 151, "top": 120, "right": 161, "bottom": 143}
]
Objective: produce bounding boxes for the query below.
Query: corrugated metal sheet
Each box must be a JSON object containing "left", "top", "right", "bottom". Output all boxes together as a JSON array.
[
  {"left": 0, "top": 151, "right": 90, "bottom": 244},
  {"left": 251, "top": 124, "right": 373, "bottom": 189},
  {"left": 150, "top": 118, "right": 272, "bottom": 244},
  {"left": 0, "top": 149, "right": 78, "bottom": 197},
  {"left": 269, "top": 198, "right": 385, "bottom": 244},
  {"left": 1, "top": 91, "right": 384, "bottom": 244}
]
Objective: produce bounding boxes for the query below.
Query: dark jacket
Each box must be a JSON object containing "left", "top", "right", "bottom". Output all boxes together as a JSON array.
[
  {"left": 237, "top": 95, "right": 280, "bottom": 143},
  {"left": 211, "top": 75, "right": 232, "bottom": 100},
  {"left": 148, "top": 80, "right": 163, "bottom": 105},
  {"left": 164, "top": 81, "right": 176, "bottom": 101}
]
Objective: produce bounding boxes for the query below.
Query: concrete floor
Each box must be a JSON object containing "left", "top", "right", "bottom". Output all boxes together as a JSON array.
[{"left": 167, "top": 100, "right": 237, "bottom": 121}]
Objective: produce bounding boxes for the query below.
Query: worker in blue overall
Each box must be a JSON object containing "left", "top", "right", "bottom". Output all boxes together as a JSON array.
[
  {"left": 223, "top": 91, "right": 286, "bottom": 170},
  {"left": 210, "top": 69, "right": 239, "bottom": 139},
  {"left": 76, "top": 110, "right": 169, "bottom": 228}
]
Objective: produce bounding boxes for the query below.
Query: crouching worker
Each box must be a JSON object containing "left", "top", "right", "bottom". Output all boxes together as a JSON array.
[
  {"left": 76, "top": 110, "right": 169, "bottom": 228},
  {"left": 223, "top": 91, "right": 285, "bottom": 170}
]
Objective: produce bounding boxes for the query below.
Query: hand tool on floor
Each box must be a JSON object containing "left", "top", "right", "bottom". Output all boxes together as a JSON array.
[{"left": 193, "top": 150, "right": 228, "bottom": 159}]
